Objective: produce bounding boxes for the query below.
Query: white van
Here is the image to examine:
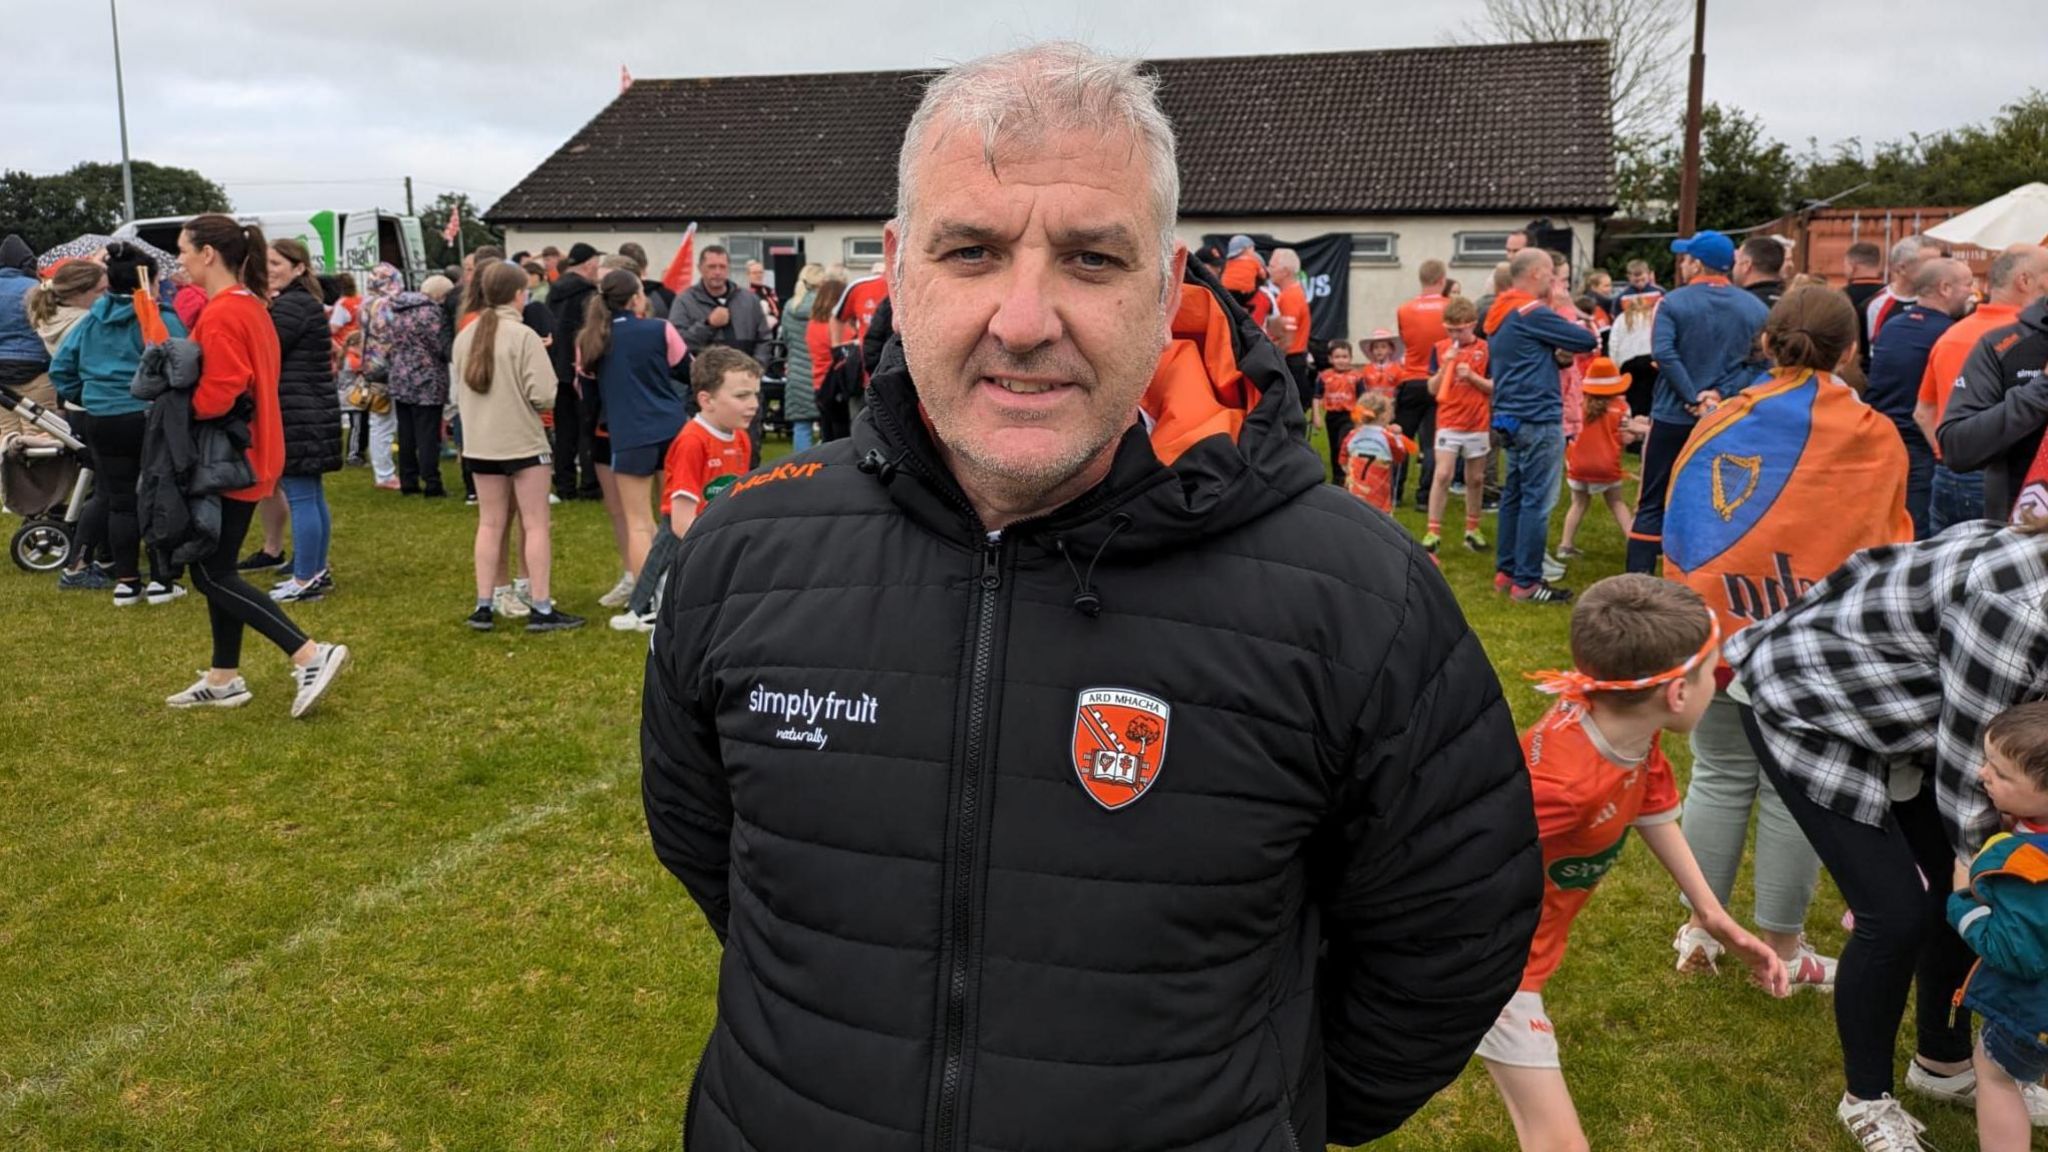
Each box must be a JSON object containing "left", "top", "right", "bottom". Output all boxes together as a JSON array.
[{"left": 116, "top": 209, "right": 431, "bottom": 288}]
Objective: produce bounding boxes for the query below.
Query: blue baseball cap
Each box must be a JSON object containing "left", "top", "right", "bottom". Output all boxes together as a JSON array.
[{"left": 1670, "top": 230, "right": 1735, "bottom": 271}]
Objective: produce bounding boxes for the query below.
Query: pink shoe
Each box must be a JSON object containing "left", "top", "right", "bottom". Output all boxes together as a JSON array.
[{"left": 375, "top": 478, "right": 400, "bottom": 491}]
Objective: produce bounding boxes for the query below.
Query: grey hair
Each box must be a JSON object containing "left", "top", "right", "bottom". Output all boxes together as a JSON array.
[
  {"left": 1910, "top": 256, "right": 1967, "bottom": 299},
  {"left": 894, "top": 41, "right": 1181, "bottom": 291},
  {"left": 1268, "top": 248, "right": 1301, "bottom": 277},
  {"left": 1890, "top": 235, "right": 1930, "bottom": 268},
  {"left": 1989, "top": 246, "right": 2048, "bottom": 291}
]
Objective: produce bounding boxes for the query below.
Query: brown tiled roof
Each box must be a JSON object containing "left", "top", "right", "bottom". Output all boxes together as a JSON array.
[{"left": 488, "top": 41, "right": 1615, "bottom": 224}]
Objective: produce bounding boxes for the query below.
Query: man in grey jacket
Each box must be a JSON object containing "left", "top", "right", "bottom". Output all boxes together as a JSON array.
[{"left": 665, "top": 244, "right": 770, "bottom": 362}]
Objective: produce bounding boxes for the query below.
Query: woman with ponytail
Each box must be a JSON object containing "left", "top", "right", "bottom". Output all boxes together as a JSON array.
[
  {"left": 265, "top": 237, "right": 342, "bottom": 601},
  {"left": 575, "top": 268, "right": 686, "bottom": 607},
  {"left": 167, "top": 214, "right": 348, "bottom": 717},
  {"left": 451, "top": 260, "right": 578, "bottom": 632}
]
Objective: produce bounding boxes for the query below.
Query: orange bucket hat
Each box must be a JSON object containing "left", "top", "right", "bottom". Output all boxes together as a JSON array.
[{"left": 1583, "top": 355, "right": 1629, "bottom": 396}]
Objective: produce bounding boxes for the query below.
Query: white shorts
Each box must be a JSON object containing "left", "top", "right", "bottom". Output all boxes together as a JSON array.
[
  {"left": 1435, "top": 430, "right": 1492, "bottom": 460},
  {"left": 1474, "top": 990, "right": 1560, "bottom": 1069},
  {"left": 1567, "top": 479, "right": 1622, "bottom": 495}
]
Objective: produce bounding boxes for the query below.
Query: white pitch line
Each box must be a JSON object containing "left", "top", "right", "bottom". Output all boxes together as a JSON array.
[{"left": 0, "top": 768, "right": 624, "bottom": 1113}]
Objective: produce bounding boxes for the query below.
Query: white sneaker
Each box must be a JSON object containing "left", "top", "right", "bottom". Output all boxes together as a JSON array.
[
  {"left": 166, "top": 673, "right": 251, "bottom": 709},
  {"left": 1543, "top": 553, "right": 1568, "bottom": 582},
  {"left": 547, "top": 492, "right": 562, "bottom": 505},
  {"left": 2027, "top": 1081, "right": 2048, "bottom": 1127},
  {"left": 597, "top": 572, "right": 637, "bottom": 609},
  {"left": 145, "top": 580, "right": 186, "bottom": 606},
  {"left": 1781, "top": 936, "right": 1837, "bottom": 992},
  {"left": 289, "top": 642, "right": 349, "bottom": 719},
  {"left": 609, "top": 610, "right": 655, "bottom": 633},
  {"left": 1673, "top": 922, "right": 1724, "bottom": 974},
  {"left": 513, "top": 577, "right": 535, "bottom": 608},
  {"left": 1837, "top": 1094, "right": 1930, "bottom": 1151},
  {"left": 1904, "top": 1059, "right": 1975, "bottom": 1107},
  {"left": 492, "top": 585, "right": 531, "bottom": 618}
]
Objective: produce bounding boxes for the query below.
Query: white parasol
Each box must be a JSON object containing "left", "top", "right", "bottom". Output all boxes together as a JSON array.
[{"left": 1927, "top": 184, "right": 2048, "bottom": 249}]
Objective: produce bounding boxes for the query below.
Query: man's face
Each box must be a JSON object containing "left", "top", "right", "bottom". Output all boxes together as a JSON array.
[
  {"left": 885, "top": 121, "right": 1185, "bottom": 506},
  {"left": 1929, "top": 265, "right": 1975, "bottom": 317},
  {"left": 1505, "top": 232, "right": 1529, "bottom": 255},
  {"left": 747, "top": 261, "right": 765, "bottom": 287},
  {"left": 1518, "top": 261, "right": 1555, "bottom": 300},
  {"left": 1732, "top": 249, "right": 1753, "bottom": 282},
  {"left": 701, "top": 251, "right": 730, "bottom": 292}
]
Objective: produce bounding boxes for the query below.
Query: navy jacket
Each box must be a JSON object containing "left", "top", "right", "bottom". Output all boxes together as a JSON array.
[
  {"left": 1649, "top": 280, "right": 1769, "bottom": 424},
  {"left": 1487, "top": 298, "right": 1599, "bottom": 428},
  {"left": 1865, "top": 303, "right": 1952, "bottom": 432}
]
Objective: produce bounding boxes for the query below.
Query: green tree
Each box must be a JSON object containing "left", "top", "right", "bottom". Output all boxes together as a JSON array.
[
  {"left": 0, "top": 161, "right": 229, "bottom": 253},
  {"left": 419, "top": 192, "right": 503, "bottom": 269},
  {"left": 1793, "top": 91, "right": 2048, "bottom": 208},
  {"left": 1603, "top": 103, "right": 1798, "bottom": 277}
]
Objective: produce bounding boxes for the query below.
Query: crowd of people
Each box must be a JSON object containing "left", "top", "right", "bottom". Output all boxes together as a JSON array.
[{"left": 5, "top": 38, "right": 2048, "bottom": 1150}]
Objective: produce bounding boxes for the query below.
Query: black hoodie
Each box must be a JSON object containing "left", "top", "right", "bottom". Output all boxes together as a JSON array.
[
  {"left": 642, "top": 259, "right": 1540, "bottom": 1151},
  {"left": 0, "top": 234, "right": 34, "bottom": 274},
  {"left": 1938, "top": 297, "right": 2048, "bottom": 519}
]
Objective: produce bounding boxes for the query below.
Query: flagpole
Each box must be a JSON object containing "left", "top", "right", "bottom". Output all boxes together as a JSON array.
[{"left": 110, "top": 0, "right": 135, "bottom": 224}]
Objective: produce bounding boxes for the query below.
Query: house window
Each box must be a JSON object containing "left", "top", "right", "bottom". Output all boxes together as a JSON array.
[
  {"left": 1453, "top": 232, "right": 1511, "bottom": 265},
  {"left": 1350, "top": 233, "right": 1398, "bottom": 264},
  {"left": 844, "top": 236, "right": 886, "bottom": 265}
]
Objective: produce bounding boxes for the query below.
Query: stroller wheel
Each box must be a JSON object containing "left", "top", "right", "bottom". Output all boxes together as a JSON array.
[{"left": 10, "top": 519, "right": 73, "bottom": 573}]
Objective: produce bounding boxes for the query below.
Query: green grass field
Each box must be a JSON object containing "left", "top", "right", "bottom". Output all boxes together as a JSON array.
[{"left": 0, "top": 429, "right": 2016, "bottom": 1151}]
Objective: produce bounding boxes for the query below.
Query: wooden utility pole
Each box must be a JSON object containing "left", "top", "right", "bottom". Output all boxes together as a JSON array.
[{"left": 1677, "top": 0, "right": 1708, "bottom": 236}]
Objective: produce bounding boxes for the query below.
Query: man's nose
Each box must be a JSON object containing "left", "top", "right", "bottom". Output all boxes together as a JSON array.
[{"left": 986, "top": 260, "right": 1063, "bottom": 354}]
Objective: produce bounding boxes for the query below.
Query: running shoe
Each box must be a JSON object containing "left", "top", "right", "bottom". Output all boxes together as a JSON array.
[
  {"left": 1673, "top": 923, "right": 1724, "bottom": 975},
  {"left": 238, "top": 549, "right": 289, "bottom": 572},
  {"left": 466, "top": 606, "right": 495, "bottom": 632},
  {"left": 144, "top": 580, "right": 187, "bottom": 606},
  {"left": 166, "top": 674, "right": 252, "bottom": 710},
  {"left": 1464, "top": 530, "right": 1487, "bottom": 551},
  {"left": 492, "top": 585, "right": 530, "bottom": 618},
  {"left": 526, "top": 608, "right": 586, "bottom": 633},
  {"left": 1510, "top": 581, "right": 1574, "bottom": 604},
  {"left": 597, "top": 572, "right": 637, "bottom": 609},
  {"left": 1837, "top": 1095, "right": 1930, "bottom": 1151},
  {"left": 609, "top": 610, "right": 656, "bottom": 633},
  {"left": 289, "top": 643, "right": 350, "bottom": 718}
]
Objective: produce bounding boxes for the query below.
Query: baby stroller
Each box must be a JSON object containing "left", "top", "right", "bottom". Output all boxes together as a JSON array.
[{"left": 0, "top": 386, "right": 93, "bottom": 572}]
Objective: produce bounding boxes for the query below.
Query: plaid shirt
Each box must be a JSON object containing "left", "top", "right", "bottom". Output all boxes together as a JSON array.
[{"left": 1723, "top": 522, "right": 2048, "bottom": 855}]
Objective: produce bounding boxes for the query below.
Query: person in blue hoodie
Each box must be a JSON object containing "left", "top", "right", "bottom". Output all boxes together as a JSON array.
[
  {"left": 1949, "top": 701, "right": 2048, "bottom": 1152},
  {"left": 1626, "top": 230, "right": 1770, "bottom": 574},
  {"left": 1486, "top": 249, "right": 1598, "bottom": 603},
  {"left": 0, "top": 233, "right": 55, "bottom": 445},
  {"left": 49, "top": 243, "right": 189, "bottom": 606}
]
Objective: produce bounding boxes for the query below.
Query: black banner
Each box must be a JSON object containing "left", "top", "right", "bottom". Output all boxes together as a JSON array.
[{"left": 1201, "top": 232, "right": 1353, "bottom": 351}]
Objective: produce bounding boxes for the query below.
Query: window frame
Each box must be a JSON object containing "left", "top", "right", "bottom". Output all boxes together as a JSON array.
[
  {"left": 1349, "top": 232, "right": 1399, "bottom": 264},
  {"left": 1452, "top": 231, "right": 1512, "bottom": 266}
]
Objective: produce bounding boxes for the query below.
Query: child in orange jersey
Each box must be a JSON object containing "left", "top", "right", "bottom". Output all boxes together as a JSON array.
[
  {"left": 1355, "top": 328, "right": 1403, "bottom": 407},
  {"left": 1316, "top": 338, "right": 1361, "bottom": 484},
  {"left": 1341, "top": 391, "right": 1409, "bottom": 515},
  {"left": 1422, "top": 296, "right": 1492, "bottom": 556},
  {"left": 1557, "top": 357, "right": 1646, "bottom": 559},
  {"left": 1483, "top": 575, "right": 1787, "bottom": 1150}
]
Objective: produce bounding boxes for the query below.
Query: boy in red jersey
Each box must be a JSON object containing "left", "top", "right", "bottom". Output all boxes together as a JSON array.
[
  {"left": 1316, "top": 339, "right": 1361, "bottom": 483},
  {"left": 1482, "top": 575, "right": 1788, "bottom": 1150},
  {"left": 611, "top": 347, "right": 760, "bottom": 633}
]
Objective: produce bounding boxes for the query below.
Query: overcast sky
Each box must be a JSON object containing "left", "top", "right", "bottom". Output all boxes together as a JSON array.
[{"left": 12, "top": 0, "right": 2041, "bottom": 216}]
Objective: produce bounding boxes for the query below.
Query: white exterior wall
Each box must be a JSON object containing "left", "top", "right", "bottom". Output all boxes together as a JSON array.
[
  {"left": 505, "top": 213, "right": 1599, "bottom": 338},
  {"left": 502, "top": 222, "right": 892, "bottom": 295},
  {"left": 1177, "top": 214, "right": 1600, "bottom": 344}
]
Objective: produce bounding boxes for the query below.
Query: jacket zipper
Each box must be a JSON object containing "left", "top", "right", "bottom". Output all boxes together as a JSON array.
[{"left": 934, "top": 532, "right": 1003, "bottom": 1152}]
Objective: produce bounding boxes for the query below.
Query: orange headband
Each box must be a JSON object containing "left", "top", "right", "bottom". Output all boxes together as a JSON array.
[{"left": 1528, "top": 614, "right": 1722, "bottom": 708}]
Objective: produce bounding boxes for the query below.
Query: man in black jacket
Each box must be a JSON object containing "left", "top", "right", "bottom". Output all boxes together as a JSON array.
[
  {"left": 1938, "top": 295, "right": 2048, "bottom": 521},
  {"left": 546, "top": 243, "right": 603, "bottom": 500},
  {"left": 1734, "top": 235, "right": 1787, "bottom": 310},
  {"left": 643, "top": 41, "right": 1540, "bottom": 1152}
]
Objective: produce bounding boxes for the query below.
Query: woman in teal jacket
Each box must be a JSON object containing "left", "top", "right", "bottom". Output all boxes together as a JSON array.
[{"left": 49, "top": 246, "right": 188, "bottom": 605}]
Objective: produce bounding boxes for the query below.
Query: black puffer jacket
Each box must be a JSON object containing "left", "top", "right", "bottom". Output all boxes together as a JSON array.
[
  {"left": 642, "top": 260, "right": 1541, "bottom": 1152},
  {"left": 1939, "top": 297, "right": 2048, "bottom": 520},
  {"left": 270, "top": 281, "right": 341, "bottom": 476}
]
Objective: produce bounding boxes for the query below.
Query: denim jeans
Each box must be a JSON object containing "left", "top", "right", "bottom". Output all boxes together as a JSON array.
[
  {"left": 1626, "top": 417, "right": 1695, "bottom": 574},
  {"left": 277, "top": 473, "right": 331, "bottom": 580},
  {"left": 1494, "top": 420, "right": 1565, "bottom": 588},
  {"left": 790, "top": 420, "right": 815, "bottom": 454},
  {"left": 1903, "top": 430, "right": 1934, "bottom": 540},
  {"left": 1928, "top": 463, "right": 1983, "bottom": 537}
]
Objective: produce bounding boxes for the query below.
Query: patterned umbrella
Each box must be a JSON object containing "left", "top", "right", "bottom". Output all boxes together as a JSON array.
[{"left": 35, "top": 234, "right": 178, "bottom": 281}]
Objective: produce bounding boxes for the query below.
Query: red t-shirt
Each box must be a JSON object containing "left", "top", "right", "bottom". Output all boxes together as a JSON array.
[
  {"left": 805, "top": 317, "right": 836, "bottom": 393},
  {"left": 1396, "top": 293, "right": 1449, "bottom": 382},
  {"left": 190, "top": 286, "right": 284, "bottom": 502},
  {"left": 1319, "top": 369, "right": 1360, "bottom": 410},
  {"left": 1918, "top": 303, "right": 2021, "bottom": 434},
  {"left": 836, "top": 276, "right": 889, "bottom": 346},
  {"left": 1356, "top": 361, "right": 1402, "bottom": 403},
  {"left": 661, "top": 415, "right": 753, "bottom": 519},
  {"left": 1519, "top": 703, "right": 1681, "bottom": 992},
  {"left": 1568, "top": 400, "right": 1630, "bottom": 484},
  {"left": 1277, "top": 281, "right": 1312, "bottom": 355},
  {"left": 1430, "top": 338, "right": 1492, "bottom": 433}
]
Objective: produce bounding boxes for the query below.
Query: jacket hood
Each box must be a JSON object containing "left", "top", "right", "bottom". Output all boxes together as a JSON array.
[
  {"left": 855, "top": 256, "right": 1325, "bottom": 553},
  {"left": 389, "top": 291, "right": 436, "bottom": 313},
  {"left": 2021, "top": 296, "right": 2048, "bottom": 335},
  {"left": 87, "top": 293, "right": 141, "bottom": 326},
  {"left": 1486, "top": 288, "right": 1537, "bottom": 334},
  {"left": 0, "top": 234, "right": 34, "bottom": 274},
  {"left": 35, "top": 302, "right": 89, "bottom": 342}
]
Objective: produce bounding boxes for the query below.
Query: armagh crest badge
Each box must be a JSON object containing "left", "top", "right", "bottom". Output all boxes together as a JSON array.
[{"left": 1071, "top": 688, "right": 1170, "bottom": 810}]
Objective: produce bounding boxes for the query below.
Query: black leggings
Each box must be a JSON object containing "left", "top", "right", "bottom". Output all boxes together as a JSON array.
[
  {"left": 193, "top": 497, "right": 310, "bottom": 669},
  {"left": 394, "top": 401, "right": 444, "bottom": 494},
  {"left": 87, "top": 410, "right": 168, "bottom": 583},
  {"left": 1746, "top": 710, "right": 1975, "bottom": 1099},
  {"left": 68, "top": 409, "right": 108, "bottom": 567}
]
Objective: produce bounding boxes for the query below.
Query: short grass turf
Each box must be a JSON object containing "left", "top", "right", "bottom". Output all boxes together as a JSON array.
[{"left": 0, "top": 429, "right": 2015, "bottom": 1151}]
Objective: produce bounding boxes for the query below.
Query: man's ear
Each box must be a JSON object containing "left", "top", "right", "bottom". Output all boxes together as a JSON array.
[
  {"left": 883, "top": 220, "right": 903, "bottom": 299},
  {"left": 1159, "top": 240, "right": 1189, "bottom": 343}
]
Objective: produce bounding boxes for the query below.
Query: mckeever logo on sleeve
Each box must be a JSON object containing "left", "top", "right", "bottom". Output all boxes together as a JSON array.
[{"left": 748, "top": 682, "right": 880, "bottom": 751}]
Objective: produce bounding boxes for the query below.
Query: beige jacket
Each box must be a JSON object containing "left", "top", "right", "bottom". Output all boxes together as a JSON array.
[{"left": 452, "top": 306, "right": 556, "bottom": 460}]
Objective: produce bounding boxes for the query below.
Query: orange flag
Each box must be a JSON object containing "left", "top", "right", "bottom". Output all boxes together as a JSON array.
[
  {"left": 661, "top": 222, "right": 698, "bottom": 295},
  {"left": 132, "top": 269, "right": 170, "bottom": 346},
  {"left": 1663, "top": 368, "right": 1912, "bottom": 639}
]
